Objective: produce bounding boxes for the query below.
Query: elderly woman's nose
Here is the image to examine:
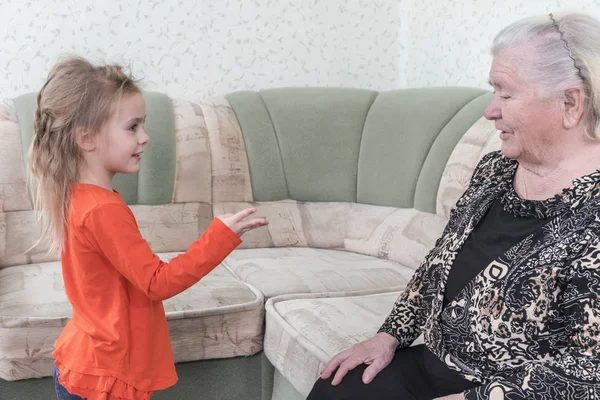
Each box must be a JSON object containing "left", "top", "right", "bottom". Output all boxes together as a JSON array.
[{"left": 484, "top": 101, "right": 501, "bottom": 120}]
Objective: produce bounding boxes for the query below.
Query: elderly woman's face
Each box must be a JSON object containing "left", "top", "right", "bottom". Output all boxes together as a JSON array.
[{"left": 484, "top": 47, "right": 563, "bottom": 163}]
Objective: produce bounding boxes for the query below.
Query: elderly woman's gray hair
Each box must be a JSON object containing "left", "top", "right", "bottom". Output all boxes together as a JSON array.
[{"left": 492, "top": 12, "right": 600, "bottom": 138}]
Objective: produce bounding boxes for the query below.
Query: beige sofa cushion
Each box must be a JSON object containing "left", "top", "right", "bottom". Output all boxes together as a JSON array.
[
  {"left": 0, "top": 254, "right": 264, "bottom": 381},
  {"left": 264, "top": 291, "right": 411, "bottom": 396},
  {"left": 436, "top": 116, "right": 500, "bottom": 218},
  {"left": 202, "top": 96, "right": 253, "bottom": 203},
  {"left": 0, "top": 99, "right": 31, "bottom": 213},
  {"left": 215, "top": 201, "right": 447, "bottom": 271},
  {"left": 172, "top": 98, "right": 213, "bottom": 204},
  {"left": 0, "top": 203, "right": 213, "bottom": 268},
  {"left": 222, "top": 248, "right": 415, "bottom": 299}
]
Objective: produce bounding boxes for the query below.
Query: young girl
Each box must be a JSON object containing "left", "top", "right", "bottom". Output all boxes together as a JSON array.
[{"left": 29, "top": 56, "right": 268, "bottom": 400}]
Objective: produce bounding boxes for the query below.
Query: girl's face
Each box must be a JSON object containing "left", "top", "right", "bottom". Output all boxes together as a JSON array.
[{"left": 95, "top": 92, "right": 149, "bottom": 177}]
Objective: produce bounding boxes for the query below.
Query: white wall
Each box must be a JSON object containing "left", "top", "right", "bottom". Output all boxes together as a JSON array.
[
  {"left": 403, "top": 0, "right": 600, "bottom": 89},
  {"left": 3, "top": 0, "right": 600, "bottom": 101},
  {"left": 0, "top": 0, "right": 402, "bottom": 101}
]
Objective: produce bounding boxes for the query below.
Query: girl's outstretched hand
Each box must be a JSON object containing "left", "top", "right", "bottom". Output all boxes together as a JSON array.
[{"left": 217, "top": 208, "right": 268, "bottom": 237}]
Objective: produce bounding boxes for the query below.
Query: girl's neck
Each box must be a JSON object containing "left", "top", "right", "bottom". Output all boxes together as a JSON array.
[{"left": 77, "top": 164, "right": 114, "bottom": 191}]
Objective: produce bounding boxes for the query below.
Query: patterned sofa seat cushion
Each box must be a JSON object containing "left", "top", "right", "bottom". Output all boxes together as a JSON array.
[
  {"left": 263, "top": 291, "right": 418, "bottom": 396},
  {"left": 221, "top": 248, "right": 415, "bottom": 299},
  {"left": 0, "top": 254, "right": 264, "bottom": 381}
]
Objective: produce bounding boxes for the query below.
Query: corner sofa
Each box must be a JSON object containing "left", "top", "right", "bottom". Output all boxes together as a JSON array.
[{"left": 0, "top": 87, "right": 499, "bottom": 399}]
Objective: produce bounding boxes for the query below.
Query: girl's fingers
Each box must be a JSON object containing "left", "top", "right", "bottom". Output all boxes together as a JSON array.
[
  {"left": 232, "top": 208, "right": 257, "bottom": 222},
  {"left": 240, "top": 218, "right": 268, "bottom": 232}
]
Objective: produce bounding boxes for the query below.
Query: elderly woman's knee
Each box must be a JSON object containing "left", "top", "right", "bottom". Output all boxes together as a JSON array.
[
  {"left": 306, "top": 368, "right": 370, "bottom": 400},
  {"left": 306, "top": 377, "right": 341, "bottom": 400}
]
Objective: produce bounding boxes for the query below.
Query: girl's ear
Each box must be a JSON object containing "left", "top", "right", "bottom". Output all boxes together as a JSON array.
[{"left": 75, "top": 128, "right": 96, "bottom": 152}]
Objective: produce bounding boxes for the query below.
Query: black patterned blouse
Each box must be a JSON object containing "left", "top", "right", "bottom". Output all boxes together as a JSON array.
[{"left": 379, "top": 151, "right": 600, "bottom": 400}]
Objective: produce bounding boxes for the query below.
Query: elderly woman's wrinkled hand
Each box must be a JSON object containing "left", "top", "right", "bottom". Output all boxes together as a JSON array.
[{"left": 319, "top": 332, "right": 398, "bottom": 386}]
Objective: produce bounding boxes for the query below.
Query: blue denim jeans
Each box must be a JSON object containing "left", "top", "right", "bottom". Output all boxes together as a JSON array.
[{"left": 53, "top": 364, "right": 86, "bottom": 400}]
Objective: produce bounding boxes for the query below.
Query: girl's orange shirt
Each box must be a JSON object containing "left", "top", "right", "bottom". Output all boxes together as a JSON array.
[{"left": 53, "top": 184, "right": 241, "bottom": 399}]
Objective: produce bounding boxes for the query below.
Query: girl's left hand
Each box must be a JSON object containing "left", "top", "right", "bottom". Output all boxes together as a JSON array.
[{"left": 217, "top": 207, "right": 268, "bottom": 237}]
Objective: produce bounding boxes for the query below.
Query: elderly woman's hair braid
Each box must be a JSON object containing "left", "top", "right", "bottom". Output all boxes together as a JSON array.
[{"left": 29, "top": 56, "right": 140, "bottom": 253}]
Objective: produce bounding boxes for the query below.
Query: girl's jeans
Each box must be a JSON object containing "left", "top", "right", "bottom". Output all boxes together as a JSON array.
[{"left": 53, "top": 364, "right": 86, "bottom": 400}]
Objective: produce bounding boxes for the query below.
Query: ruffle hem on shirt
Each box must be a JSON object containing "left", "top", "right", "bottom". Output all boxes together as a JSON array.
[{"left": 54, "top": 361, "right": 153, "bottom": 400}]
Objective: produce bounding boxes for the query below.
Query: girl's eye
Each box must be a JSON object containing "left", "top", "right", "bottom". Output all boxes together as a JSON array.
[
  {"left": 129, "top": 124, "right": 138, "bottom": 132},
  {"left": 501, "top": 95, "right": 511, "bottom": 100}
]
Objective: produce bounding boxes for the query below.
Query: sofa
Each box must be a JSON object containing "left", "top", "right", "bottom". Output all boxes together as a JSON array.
[{"left": 0, "top": 86, "right": 499, "bottom": 399}]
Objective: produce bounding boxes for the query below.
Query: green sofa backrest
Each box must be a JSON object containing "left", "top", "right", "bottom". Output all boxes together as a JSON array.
[{"left": 226, "top": 87, "right": 492, "bottom": 213}]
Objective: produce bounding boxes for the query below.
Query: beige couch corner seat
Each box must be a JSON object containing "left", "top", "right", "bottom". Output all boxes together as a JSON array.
[
  {"left": 221, "top": 248, "right": 413, "bottom": 299},
  {"left": 264, "top": 290, "right": 411, "bottom": 396},
  {"left": 0, "top": 87, "right": 499, "bottom": 399},
  {"left": 0, "top": 258, "right": 264, "bottom": 381}
]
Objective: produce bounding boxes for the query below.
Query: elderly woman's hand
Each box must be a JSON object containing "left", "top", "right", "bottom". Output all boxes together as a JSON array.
[{"left": 319, "top": 332, "right": 398, "bottom": 385}]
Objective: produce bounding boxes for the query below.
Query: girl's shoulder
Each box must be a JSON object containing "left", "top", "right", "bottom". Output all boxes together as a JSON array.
[{"left": 70, "top": 183, "right": 128, "bottom": 225}]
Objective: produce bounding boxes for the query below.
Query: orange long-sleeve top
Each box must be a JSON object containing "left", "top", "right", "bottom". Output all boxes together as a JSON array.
[{"left": 53, "top": 184, "right": 241, "bottom": 400}]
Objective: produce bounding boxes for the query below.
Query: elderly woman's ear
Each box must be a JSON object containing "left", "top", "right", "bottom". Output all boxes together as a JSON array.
[{"left": 561, "top": 87, "right": 586, "bottom": 130}]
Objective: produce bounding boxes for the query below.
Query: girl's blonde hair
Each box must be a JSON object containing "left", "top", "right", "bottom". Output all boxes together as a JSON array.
[{"left": 29, "top": 56, "right": 140, "bottom": 253}]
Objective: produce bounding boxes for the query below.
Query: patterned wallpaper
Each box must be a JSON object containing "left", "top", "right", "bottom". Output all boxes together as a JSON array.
[
  {"left": 403, "top": 0, "right": 600, "bottom": 89},
  {"left": 2, "top": 0, "right": 600, "bottom": 101},
  {"left": 0, "top": 0, "right": 402, "bottom": 101}
]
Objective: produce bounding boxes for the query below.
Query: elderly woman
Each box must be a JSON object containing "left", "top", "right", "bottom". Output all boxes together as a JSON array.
[{"left": 308, "top": 11, "right": 600, "bottom": 400}]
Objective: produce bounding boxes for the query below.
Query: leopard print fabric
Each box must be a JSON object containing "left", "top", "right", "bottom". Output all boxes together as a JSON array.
[{"left": 379, "top": 151, "right": 600, "bottom": 399}]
